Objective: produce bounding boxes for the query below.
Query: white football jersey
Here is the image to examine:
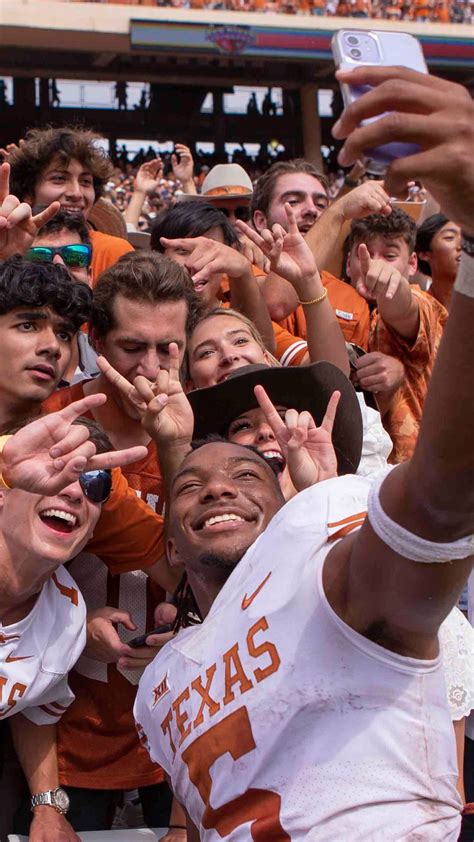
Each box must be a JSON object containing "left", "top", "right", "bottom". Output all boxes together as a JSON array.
[
  {"left": 135, "top": 475, "right": 463, "bottom": 841},
  {"left": 0, "top": 565, "right": 86, "bottom": 724}
]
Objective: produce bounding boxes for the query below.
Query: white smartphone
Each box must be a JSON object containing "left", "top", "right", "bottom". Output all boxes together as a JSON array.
[{"left": 331, "top": 30, "right": 428, "bottom": 173}]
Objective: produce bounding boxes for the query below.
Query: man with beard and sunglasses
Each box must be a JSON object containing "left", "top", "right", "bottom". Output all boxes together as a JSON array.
[{"left": 0, "top": 396, "right": 147, "bottom": 842}]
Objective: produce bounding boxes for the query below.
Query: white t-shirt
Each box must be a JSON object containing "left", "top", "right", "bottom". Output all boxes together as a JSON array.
[
  {"left": 135, "top": 475, "right": 462, "bottom": 841},
  {"left": 0, "top": 565, "right": 86, "bottom": 724}
]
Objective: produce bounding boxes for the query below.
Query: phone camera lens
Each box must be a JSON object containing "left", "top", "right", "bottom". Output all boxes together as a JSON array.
[
  {"left": 350, "top": 48, "right": 362, "bottom": 58},
  {"left": 347, "top": 35, "right": 359, "bottom": 45}
]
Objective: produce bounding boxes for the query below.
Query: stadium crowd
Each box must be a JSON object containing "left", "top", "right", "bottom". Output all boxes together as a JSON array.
[
  {"left": 65, "top": 0, "right": 474, "bottom": 24},
  {"left": 0, "top": 57, "right": 473, "bottom": 842}
]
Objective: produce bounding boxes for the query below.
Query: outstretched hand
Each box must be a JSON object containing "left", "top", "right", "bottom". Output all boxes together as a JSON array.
[
  {"left": 236, "top": 203, "right": 318, "bottom": 293},
  {"left": 134, "top": 157, "right": 164, "bottom": 195},
  {"left": 171, "top": 143, "right": 196, "bottom": 191},
  {"left": 356, "top": 243, "right": 405, "bottom": 301},
  {"left": 0, "top": 162, "right": 60, "bottom": 259},
  {"left": 97, "top": 343, "right": 194, "bottom": 446},
  {"left": 254, "top": 385, "right": 340, "bottom": 491},
  {"left": 332, "top": 66, "right": 474, "bottom": 235},
  {"left": 2, "top": 394, "right": 147, "bottom": 496}
]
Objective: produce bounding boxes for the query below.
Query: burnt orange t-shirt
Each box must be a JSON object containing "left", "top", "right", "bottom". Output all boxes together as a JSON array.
[
  {"left": 279, "top": 272, "right": 371, "bottom": 351},
  {"left": 89, "top": 230, "right": 134, "bottom": 286},
  {"left": 369, "top": 287, "right": 448, "bottom": 464},
  {"left": 44, "top": 382, "right": 167, "bottom": 789}
]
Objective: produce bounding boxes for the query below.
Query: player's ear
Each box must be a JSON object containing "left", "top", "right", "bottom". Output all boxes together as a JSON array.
[{"left": 167, "top": 536, "right": 182, "bottom": 568}]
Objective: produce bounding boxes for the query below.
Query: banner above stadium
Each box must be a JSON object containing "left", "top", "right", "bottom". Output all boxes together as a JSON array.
[{"left": 130, "top": 19, "right": 474, "bottom": 66}]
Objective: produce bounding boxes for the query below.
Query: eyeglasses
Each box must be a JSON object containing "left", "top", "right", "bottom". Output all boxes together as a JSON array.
[
  {"left": 26, "top": 244, "right": 92, "bottom": 269},
  {"left": 219, "top": 206, "right": 251, "bottom": 222},
  {"left": 78, "top": 469, "right": 112, "bottom": 504}
]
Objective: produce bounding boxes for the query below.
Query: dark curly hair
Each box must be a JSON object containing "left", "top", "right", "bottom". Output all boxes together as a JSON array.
[
  {"left": 150, "top": 201, "right": 239, "bottom": 252},
  {"left": 350, "top": 208, "right": 417, "bottom": 252},
  {"left": 9, "top": 126, "right": 113, "bottom": 205},
  {"left": 0, "top": 255, "right": 92, "bottom": 332},
  {"left": 34, "top": 209, "right": 91, "bottom": 246}
]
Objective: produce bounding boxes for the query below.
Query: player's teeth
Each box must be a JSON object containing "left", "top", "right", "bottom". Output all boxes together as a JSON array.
[
  {"left": 204, "top": 513, "right": 244, "bottom": 527},
  {"left": 42, "top": 509, "right": 77, "bottom": 526},
  {"left": 263, "top": 451, "right": 283, "bottom": 461}
]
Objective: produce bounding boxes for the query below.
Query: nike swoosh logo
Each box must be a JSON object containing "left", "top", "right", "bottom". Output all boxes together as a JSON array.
[
  {"left": 5, "top": 653, "right": 33, "bottom": 663},
  {"left": 241, "top": 572, "right": 272, "bottom": 610}
]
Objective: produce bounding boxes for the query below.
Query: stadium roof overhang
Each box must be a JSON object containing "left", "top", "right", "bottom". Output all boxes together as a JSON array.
[{"left": 1, "top": 1, "right": 474, "bottom": 90}]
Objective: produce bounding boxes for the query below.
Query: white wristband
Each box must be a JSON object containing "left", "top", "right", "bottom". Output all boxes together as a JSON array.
[
  {"left": 454, "top": 250, "right": 474, "bottom": 299},
  {"left": 368, "top": 470, "right": 474, "bottom": 563}
]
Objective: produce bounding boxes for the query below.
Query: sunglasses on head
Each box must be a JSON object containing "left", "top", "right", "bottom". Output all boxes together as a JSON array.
[
  {"left": 78, "top": 469, "right": 112, "bottom": 504},
  {"left": 219, "top": 206, "right": 251, "bottom": 222},
  {"left": 26, "top": 244, "right": 92, "bottom": 269}
]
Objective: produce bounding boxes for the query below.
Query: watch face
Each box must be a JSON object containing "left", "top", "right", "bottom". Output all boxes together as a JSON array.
[{"left": 53, "top": 788, "right": 70, "bottom": 813}]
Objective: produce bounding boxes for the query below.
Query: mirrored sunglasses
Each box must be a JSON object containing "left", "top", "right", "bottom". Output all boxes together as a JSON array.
[
  {"left": 78, "top": 469, "right": 112, "bottom": 504},
  {"left": 26, "top": 244, "right": 92, "bottom": 269},
  {"left": 219, "top": 206, "right": 251, "bottom": 222}
]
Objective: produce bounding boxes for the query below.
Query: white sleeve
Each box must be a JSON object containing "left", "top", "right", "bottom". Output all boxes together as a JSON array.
[
  {"left": 439, "top": 607, "right": 474, "bottom": 722},
  {"left": 22, "top": 675, "right": 75, "bottom": 726},
  {"left": 355, "top": 393, "right": 393, "bottom": 478}
]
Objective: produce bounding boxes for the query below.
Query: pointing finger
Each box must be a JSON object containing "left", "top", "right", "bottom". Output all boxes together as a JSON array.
[
  {"left": 32, "top": 200, "right": 61, "bottom": 230},
  {"left": 254, "top": 385, "right": 288, "bottom": 442},
  {"left": 358, "top": 243, "right": 371, "bottom": 278},
  {"left": 320, "top": 391, "right": 340, "bottom": 436}
]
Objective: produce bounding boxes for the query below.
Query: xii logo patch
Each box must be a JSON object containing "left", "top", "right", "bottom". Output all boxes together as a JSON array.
[{"left": 151, "top": 674, "right": 170, "bottom": 708}]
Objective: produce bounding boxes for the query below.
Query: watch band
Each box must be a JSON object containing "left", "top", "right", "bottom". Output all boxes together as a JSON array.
[
  {"left": 31, "top": 791, "right": 54, "bottom": 809},
  {"left": 31, "top": 787, "right": 69, "bottom": 815}
]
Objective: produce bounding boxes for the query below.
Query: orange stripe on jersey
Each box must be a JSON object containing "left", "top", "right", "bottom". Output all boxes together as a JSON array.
[
  {"left": 327, "top": 511, "right": 367, "bottom": 529},
  {"left": 328, "top": 519, "right": 366, "bottom": 542},
  {"left": 51, "top": 572, "right": 79, "bottom": 606},
  {"left": 40, "top": 704, "right": 62, "bottom": 719},
  {"left": 50, "top": 701, "right": 68, "bottom": 712}
]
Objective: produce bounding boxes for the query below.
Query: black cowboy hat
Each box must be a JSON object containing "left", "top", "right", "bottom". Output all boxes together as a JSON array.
[{"left": 188, "top": 362, "right": 363, "bottom": 475}]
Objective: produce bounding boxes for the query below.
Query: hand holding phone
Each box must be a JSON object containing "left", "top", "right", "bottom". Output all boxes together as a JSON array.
[
  {"left": 128, "top": 623, "right": 174, "bottom": 649},
  {"left": 332, "top": 30, "right": 428, "bottom": 172}
]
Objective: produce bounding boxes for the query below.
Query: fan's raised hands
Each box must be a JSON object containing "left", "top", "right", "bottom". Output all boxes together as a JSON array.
[
  {"left": 254, "top": 385, "right": 340, "bottom": 491},
  {"left": 0, "top": 162, "right": 60, "bottom": 259},
  {"left": 1, "top": 394, "right": 147, "bottom": 496},
  {"left": 236, "top": 203, "right": 320, "bottom": 295},
  {"left": 97, "top": 343, "right": 194, "bottom": 446}
]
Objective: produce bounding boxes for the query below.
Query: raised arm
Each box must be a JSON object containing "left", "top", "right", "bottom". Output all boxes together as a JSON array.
[
  {"left": 0, "top": 393, "right": 147, "bottom": 496},
  {"left": 171, "top": 143, "right": 197, "bottom": 195},
  {"left": 305, "top": 180, "right": 392, "bottom": 272},
  {"left": 123, "top": 157, "right": 163, "bottom": 231},
  {"left": 0, "top": 162, "right": 60, "bottom": 259},
  {"left": 160, "top": 235, "right": 275, "bottom": 353},
  {"left": 325, "top": 66, "right": 474, "bottom": 655},
  {"left": 237, "top": 205, "right": 350, "bottom": 376},
  {"left": 355, "top": 242, "right": 420, "bottom": 340}
]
